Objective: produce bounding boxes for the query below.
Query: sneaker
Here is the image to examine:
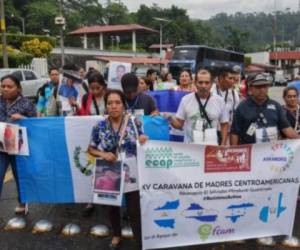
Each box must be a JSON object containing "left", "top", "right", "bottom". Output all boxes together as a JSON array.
[
  {"left": 281, "top": 236, "right": 300, "bottom": 248},
  {"left": 15, "top": 203, "right": 28, "bottom": 215},
  {"left": 256, "top": 237, "right": 276, "bottom": 246}
]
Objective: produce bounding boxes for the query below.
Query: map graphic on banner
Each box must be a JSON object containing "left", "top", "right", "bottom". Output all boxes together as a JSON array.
[{"left": 138, "top": 140, "right": 300, "bottom": 250}]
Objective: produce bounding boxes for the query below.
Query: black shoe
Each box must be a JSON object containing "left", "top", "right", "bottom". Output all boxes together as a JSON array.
[{"left": 82, "top": 205, "right": 94, "bottom": 217}]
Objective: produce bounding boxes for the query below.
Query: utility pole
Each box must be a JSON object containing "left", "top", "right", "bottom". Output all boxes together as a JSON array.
[
  {"left": 59, "top": 0, "right": 65, "bottom": 67},
  {"left": 55, "top": 0, "right": 65, "bottom": 68},
  {"left": 273, "top": 0, "right": 277, "bottom": 69},
  {"left": 0, "top": 0, "right": 8, "bottom": 67}
]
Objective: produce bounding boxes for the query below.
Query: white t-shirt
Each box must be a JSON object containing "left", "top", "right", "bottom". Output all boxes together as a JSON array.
[
  {"left": 211, "top": 84, "right": 239, "bottom": 122},
  {"left": 176, "top": 92, "right": 229, "bottom": 143}
]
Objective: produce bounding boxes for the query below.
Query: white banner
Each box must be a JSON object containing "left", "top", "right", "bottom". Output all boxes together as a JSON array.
[{"left": 138, "top": 140, "right": 300, "bottom": 250}]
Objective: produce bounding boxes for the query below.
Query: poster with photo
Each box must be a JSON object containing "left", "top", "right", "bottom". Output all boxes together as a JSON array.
[
  {"left": 92, "top": 159, "right": 125, "bottom": 206},
  {"left": 18, "top": 127, "right": 29, "bottom": 156},
  {"left": 123, "top": 156, "right": 138, "bottom": 193},
  {"left": 0, "top": 122, "right": 19, "bottom": 155},
  {"left": 108, "top": 62, "right": 132, "bottom": 90},
  {"left": 58, "top": 76, "right": 80, "bottom": 114}
]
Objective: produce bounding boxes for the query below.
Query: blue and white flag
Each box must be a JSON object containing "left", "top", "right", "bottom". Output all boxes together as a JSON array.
[
  {"left": 16, "top": 116, "right": 170, "bottom": 203},
  {"left": 148, "top": 90, "right": 188, "bottom": 113},
  {"left": 148, "top": 90, "right": 188, "bottom": 142},
  {"left": 16, "top": 116, "right": 102, "bottom": 203}
]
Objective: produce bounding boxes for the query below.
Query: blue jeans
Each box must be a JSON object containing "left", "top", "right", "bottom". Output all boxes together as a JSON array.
[{"left": 0, "top": 152, "right": 21, "bottom": 203}]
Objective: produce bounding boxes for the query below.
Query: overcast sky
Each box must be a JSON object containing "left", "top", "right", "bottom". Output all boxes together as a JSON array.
[{"left": 115, "top": 0, "right": 300, "bottom": 19}]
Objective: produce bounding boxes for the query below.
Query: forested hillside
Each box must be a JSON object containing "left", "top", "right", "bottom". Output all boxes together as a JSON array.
[{"left": 4, "top": 0, "right": 300, "bottom": 52}]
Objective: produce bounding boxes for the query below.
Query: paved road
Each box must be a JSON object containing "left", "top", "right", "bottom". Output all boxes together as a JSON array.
[
  {"left": 1, "top": 86, "right": 298, "bottom": 250},
  {"left": 269, "top": 86, "right": 285, "bottom": 105}
]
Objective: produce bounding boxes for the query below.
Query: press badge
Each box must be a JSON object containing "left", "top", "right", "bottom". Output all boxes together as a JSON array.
[
  {"left": 133, "top": 109, "right": 144, "bottom": 117},
  {"left": 255, "top": 126, "right": 278, "bottom": 143},
  {"left": 192, "top": 128, "right": 218, "bottom": 145},
  {"left": 246, "top": 123, "right": 257, "bottom": 136},
  {"left": 267, "top": 104, "right": 276, "bottom": 110},
  {"left": 194, "top": 119, "right": 204, "bottom": 131}
]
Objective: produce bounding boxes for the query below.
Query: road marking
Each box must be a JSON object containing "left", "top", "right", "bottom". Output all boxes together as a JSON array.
[{"left": 4, "top": 170, "right": 13, "bottom": 183}]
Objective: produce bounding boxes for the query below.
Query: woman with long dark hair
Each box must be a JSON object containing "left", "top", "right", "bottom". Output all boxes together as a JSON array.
[
  {"left": 282, "top": 86, "right": 300, "bottom": 134},
  {"left": 175, "top": 69, "right": 196, "bottom": 92},
  {"left": 0, "top": 74, "right": 36, "bottom": 214},
  {"left": 88, "top": 89, "right": 147, "bottom": 249}
]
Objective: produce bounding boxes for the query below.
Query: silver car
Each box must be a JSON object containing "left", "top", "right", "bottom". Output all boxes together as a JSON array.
[{"left": 0, "top": 68, "right": 48, "bottom": 99}]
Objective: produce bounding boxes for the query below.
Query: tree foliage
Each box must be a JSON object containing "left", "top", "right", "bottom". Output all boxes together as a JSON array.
[
  {"left": 21, "top": 38, "right": 53, "bottom": 58},
  {"left": 5, "top": 0, "right": 300, "bottom": 52}
]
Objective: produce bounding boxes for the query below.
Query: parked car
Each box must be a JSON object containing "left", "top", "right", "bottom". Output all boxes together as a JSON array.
[
  {"left": 273, "top": 71, "right": 288, "bottom": 86},
  {"left": 0, "top": 68, "right": 48, "bottom": 99}
]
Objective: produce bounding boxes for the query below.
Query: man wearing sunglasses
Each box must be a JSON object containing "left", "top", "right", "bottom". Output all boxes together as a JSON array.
[{"left": 165, "top": 69, "right": 229, "bottom": 145}]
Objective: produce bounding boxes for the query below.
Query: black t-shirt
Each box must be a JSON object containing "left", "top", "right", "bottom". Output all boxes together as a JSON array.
[
  {"left": 231, "top": 97, "right": 290, "bottom": 144},
  {"left": 126, "top": 92, "right": 157, "bottom": 115},
  {"left": 282, "top": 106, "right": 300, "bottom": 133}
]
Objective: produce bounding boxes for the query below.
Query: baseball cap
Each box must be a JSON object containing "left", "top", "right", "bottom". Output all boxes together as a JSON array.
[
  {"left": 247, "top": 73, "right": 272, "bottom": 86},
  {"left": 63, "top": 70, "right": 82, "bottom": 83}
]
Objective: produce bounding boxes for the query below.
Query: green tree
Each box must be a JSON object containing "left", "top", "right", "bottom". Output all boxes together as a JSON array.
[
  {"left": 104, "top": 2, "right": 132, "bottom": 25},
  {"left": 224, "top": 25, "right": 249, "bottom": 52}
]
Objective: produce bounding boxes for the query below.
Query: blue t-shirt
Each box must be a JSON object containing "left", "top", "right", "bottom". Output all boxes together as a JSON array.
[{"left": 58, "top": 84, "right": 78, "bottom": 99}]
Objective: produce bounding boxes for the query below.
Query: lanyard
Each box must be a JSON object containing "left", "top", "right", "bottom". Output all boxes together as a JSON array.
[
  {"left": 92, "top": 96, "right": 100, "bottom": 115},
  {"left": 126, "top": 94, "right": 140, "bottom": 113},
  {"left": 295, "top": 105, "right": 300, "bottom": 131},
  {"left": 216, "top": 86, "right": 236, "bottom": 108},
  {"left": 288, "top": 105, "right": 300, "bottom": 131},
  {"left": 194, "top": 93, "right": 212, "bottom": 128},
  {"left": 256, "top": 110, "right": 268, "bottom": 128},
  {"left": 109, "top": 115, "right": 124, "bottom": 152}
]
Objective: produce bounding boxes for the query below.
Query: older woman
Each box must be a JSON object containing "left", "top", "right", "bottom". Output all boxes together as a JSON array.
[
  {"left": 174, "top": 69, "right": 196, "bottom": 92},
  {"left": 281, "top": 85, "right": 300, "bottom": 248},
  {"left": 0, "top": 74, "right": 37, "bottom": 214},
  {"left": 88, "top": 89, "right": 147, "bottom": 249},
  {"left": 282, "top": 86, "right": 300, "bottom": 133}
]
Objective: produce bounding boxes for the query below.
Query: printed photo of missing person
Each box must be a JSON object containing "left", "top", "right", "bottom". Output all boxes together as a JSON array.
[
  {"left": 3, "top": 124, "right": 19, "bottom": 154},
  {"left": 94, "top": 160, "right": 122, "bottom": 193},
  {"left": 124, "top": 162, "right": 137, "bottom": 185}
]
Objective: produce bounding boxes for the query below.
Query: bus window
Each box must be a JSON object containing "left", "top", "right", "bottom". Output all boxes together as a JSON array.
[{"left": 173, "top": 48, "right": 198, "bottom": 60}]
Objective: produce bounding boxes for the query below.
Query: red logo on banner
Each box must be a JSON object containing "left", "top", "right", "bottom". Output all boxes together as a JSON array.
[{"left": 205, "top": 146, "right": 252, "bottom": 173}]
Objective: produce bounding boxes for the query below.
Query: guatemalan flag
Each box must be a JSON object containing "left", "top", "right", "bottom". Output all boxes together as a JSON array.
[
  {"left": 16, "top": 116, "right": 169, "bottom": 203},
  {"left": 15, "top": 90, "right": 185, "bottom": 203},
  {"left": 16, "top": 116, "right": 102, "bottom": 203}
]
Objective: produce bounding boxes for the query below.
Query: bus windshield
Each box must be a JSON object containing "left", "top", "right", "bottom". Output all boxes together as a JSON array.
[
  {"left": 172, "top": 48, "right": 198, "bottom": 60},
  {"left": 169, "top": 46, "right": 244, "bottom": 79}
]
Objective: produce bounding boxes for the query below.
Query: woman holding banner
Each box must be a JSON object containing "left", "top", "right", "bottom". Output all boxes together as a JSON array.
[
  {"left": 88, "top": 89, "right": 147, "bottom": 250},
  {"left": 76, "top": 71, "right": 107, "bottom": 216},
  {"left": 0, "top": 74, "right": 36, "bottom": 214}
]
